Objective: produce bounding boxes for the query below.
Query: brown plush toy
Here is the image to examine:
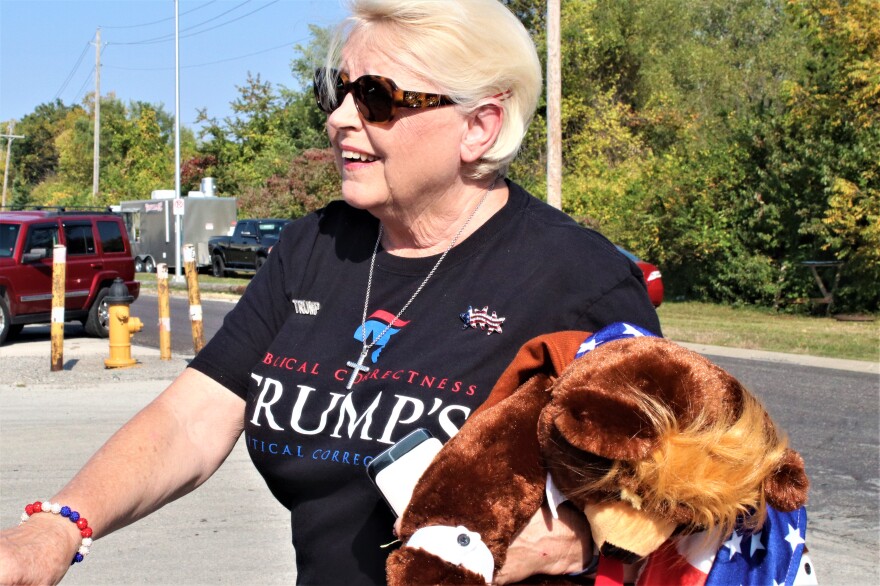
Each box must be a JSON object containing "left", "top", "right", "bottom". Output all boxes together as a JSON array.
[{"left": 386, "top": 324, "right": 809, "bottom": 585}]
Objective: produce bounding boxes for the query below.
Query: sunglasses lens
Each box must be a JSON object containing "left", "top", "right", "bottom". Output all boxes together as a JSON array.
[
  {"left": 313, "top": 69, "right": 345, "bottom": 113},
  {"left": 313, "top": 70, "right": 402, "bottom": 123},
  {"left": 354, "top": 76, "right": 395, "bottom": 123}
]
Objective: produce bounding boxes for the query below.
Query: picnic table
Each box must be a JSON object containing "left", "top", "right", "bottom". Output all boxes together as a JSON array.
[{"left": 800, "top": 260, "right": 843, "bottom": 314}]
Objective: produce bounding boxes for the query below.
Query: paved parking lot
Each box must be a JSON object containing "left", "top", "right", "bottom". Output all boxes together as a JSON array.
[{"left": 0, "top": 335, "right": 296, "bottom": 585}]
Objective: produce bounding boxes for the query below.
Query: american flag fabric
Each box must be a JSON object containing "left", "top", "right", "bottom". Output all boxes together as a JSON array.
[
  {"left": 574, "top": 321, "right": 658, "bottom": 358},
  {"left": 635, "top": 506, "right": 816, "bottom": 585}
]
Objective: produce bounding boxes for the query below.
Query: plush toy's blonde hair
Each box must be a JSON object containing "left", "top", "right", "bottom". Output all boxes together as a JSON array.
[{"left": 570, "top": 386, "right": 790, "bottom": 542}]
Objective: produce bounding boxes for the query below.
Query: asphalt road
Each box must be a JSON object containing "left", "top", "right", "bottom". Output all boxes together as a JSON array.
[
  {"left": 130, "top": 292, "right": 234, "bottom": 355},
  {"left": 706, "top": 355, "right": 879, "bottom": 583}
]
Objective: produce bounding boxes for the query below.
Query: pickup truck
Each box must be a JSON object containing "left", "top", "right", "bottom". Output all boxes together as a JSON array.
[{"left": 208, "top": 218, "right": 290, "bottom": 277}]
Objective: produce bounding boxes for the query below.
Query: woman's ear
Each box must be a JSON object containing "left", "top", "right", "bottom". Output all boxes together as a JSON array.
[{"left": 460, "top": 102, "right": 504, "bottom": 164}]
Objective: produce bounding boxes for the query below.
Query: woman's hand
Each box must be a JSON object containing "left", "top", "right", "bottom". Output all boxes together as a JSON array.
[
  {"left": 493, "top": 503, "right": 593, "bottom": 585},
  {"left": 0, "top": 513, "right": 81, "bottom": 586}
]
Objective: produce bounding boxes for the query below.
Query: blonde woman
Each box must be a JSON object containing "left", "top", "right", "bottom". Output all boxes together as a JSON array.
[{"left": 0, "top": 1, "right": 660, "bottom": 584}]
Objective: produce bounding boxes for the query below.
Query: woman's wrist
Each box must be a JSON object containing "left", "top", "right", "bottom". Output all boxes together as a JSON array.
[
  {"left": 554, "top": 503, "right": 594, "bottom": 575},
  {"left": 495, "top": 503, "right": 594, "bottom": 584},
  {"left": 19, "top": 503, "right": 90, "bottom": 564}
]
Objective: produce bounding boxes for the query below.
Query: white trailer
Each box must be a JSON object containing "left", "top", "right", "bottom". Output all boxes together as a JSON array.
[{"left": 119, "top": 191, "right": 237, "bottom": 272}]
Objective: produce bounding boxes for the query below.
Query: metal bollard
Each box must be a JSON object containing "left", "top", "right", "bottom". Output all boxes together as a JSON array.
[
  {"left": 104, "top": 278, "right": 144, "bottom": 369},
  {"left": 50, "top": 244, "right": 66, "bottom": 372},
  {"left": 183, "top": 244, "right": 205, "bottom": 354},
  {"left": 157, "top": 263, "right": 172, "bottom": 360}
]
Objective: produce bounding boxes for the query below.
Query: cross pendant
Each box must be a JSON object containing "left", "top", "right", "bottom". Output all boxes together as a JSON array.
[{"left": 345, "top": 349, "right": 370, "bottom": 390}]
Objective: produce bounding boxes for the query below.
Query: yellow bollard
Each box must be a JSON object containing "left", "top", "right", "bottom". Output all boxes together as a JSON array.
[
  {"left": 157, "top": 263, "right": 172, "bottom": 360},
  {"left": 104, "top": 278, "right": 144, "bottom": 369},
  {"left": 50, "top": 244, "right": 66, "bottom": 372},
  {"left": 183, "top": 244, "right": 205, "bottom": 354}
]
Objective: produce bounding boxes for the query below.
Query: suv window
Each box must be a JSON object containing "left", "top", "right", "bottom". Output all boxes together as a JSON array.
[
  {"left": 97, "top": 220, "right": 125, "bottom": 253},
  {"left": 24, "top": 224, "right": 59, "bottom": 258},
  {"left": 0, "top": 223, "right": 19, "bottom": 258},
  {"left": 64, "top": 222, "right": 96, "bottom": 255}
]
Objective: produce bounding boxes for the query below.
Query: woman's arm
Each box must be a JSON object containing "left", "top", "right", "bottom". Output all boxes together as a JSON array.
[
  {"left": 494, "top": 503, "right": 594, "bottom": 584},
  {"left": 0, "top": 368, "right": 245, "bottom": 585}
]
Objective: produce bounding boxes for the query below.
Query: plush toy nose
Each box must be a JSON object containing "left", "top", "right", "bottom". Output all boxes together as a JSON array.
[{"left": 585, "top": 501, "right": 677, "bottom": 563}]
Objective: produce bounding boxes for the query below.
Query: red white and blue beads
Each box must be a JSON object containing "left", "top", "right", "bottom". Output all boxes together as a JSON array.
[{"left": 20, "top": 501, "right": 93, "bottom": 564}]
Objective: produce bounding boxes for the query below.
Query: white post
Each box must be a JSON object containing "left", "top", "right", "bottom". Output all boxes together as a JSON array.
[
  {"left": 92, "top": 27, "right": 101, "bottom": 202},
  {"left": 173, "top": 0, "right": 184, "bottom": 282}
]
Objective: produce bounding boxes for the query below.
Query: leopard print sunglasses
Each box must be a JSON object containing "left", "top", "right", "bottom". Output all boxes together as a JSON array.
[{"left": 313, "top": 68, "right": 456, "bottom": 123}]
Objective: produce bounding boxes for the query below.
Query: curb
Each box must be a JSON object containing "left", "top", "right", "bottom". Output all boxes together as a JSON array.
[{"left": 676, "top": 341, "right": 879, "bottom": 375}]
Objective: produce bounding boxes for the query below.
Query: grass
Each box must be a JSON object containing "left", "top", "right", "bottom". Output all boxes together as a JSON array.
[
  {"left": 135, "top": 273, "right": 879, "bottom": 362},
  {"left": 658, "top": 301, "right": 879, "bottom": 362}
]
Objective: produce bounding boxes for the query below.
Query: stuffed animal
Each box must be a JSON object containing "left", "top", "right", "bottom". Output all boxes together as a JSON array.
[{"left": 386, "top": 323, "right": 811, "bottom": 585}]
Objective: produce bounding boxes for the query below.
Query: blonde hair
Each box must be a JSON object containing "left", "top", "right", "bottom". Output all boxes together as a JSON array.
[{"left": 324, "top": 0, "right": 542, "bottom": 179}]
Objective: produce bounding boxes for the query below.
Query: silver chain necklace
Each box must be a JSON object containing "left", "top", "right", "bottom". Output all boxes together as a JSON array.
[{"left": 345, "top": 179, "right": 497, "bottom": 389}]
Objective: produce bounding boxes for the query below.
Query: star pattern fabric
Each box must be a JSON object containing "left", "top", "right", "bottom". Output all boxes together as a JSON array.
[
  {"left": 638, "top": 506, "right": 813, "bottom": 585},
  {"left": 574, "top": 321, "right": 659, "bottom": 359},
  {"left": 723, "top": 531, "right": 744, "bottom": 559},
  {"left": 705, "top": 506, "right": 809, "bottom": 586}
]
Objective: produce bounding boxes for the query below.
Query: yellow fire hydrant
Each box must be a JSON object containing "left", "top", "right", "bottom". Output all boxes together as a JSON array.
[{"left": 104, "top": 278, "right": 143, "bottom": 369}]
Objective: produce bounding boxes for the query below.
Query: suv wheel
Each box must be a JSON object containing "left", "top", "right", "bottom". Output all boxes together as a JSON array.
[
  {"left": 255, "top": 255, "right": 266, "bottom": 272},
  {"left": 212, "top": 255, "right": 226, "bottom": 278},
  {"left": 85, "top": 287, "right": 111, "bottom": 338},
  {"left": 0, "top": 297, "right": 12, "bottom": 345}
]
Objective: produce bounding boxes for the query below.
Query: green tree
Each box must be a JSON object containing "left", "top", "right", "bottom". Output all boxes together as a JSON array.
[
  {"left": 196, "top": 73, "right": 300, "bottom": 196},
  {"left": 6, "top": 100, "right": 84, "bottom": 204},
  {"left": 21, "top": 94, "right": 185, "bottom": 208},
  {"left": 237, "top": 148, "right": 339, "bottom": 219},
  {"left": 764, "top": 0, "right": 880, "bottom": 311},
  {"left": 92, "top": 96, "right": 185, "bottom": 205},
  {"left": 194, "top": 26, "right": 333, "bottom": 213}
]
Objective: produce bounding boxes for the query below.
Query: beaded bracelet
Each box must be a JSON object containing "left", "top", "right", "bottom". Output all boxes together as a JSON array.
[{"left": 19, "top": 501, "right": 93, "bottom": 565}]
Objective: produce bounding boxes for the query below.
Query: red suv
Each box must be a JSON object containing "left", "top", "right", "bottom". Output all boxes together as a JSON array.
[{"left": 0, "top": 209, "right": 140, "bottom": 345}]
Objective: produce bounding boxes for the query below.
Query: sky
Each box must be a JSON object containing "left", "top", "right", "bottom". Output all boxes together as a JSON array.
[{"left": 0, "top": 0, "right": 347, "bottom": 132}]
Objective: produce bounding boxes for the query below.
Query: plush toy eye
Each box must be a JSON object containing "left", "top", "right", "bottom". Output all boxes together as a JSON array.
[{"left": 457, "top": 534, "right": 471, "bottom": 547}]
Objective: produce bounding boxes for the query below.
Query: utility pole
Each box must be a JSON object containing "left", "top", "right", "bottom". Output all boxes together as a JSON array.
[
  {"left": 546, "top": 0, "right": 562, "bottom": 210},
  {"left": 1, "top": 121, "right": 25, "bottom": 208},
  {"left": 173, "top": 0, "right": 184, "bottom": 283},
  {"left": 92, "top": 27, "right": 101, "bottom": 202}
]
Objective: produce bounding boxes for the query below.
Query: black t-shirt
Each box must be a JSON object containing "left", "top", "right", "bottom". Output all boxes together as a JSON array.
[{"left": 190, "top": 180, "right": 661, "bottom": 585}]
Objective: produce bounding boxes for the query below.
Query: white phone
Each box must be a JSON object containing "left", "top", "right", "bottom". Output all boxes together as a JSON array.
[{"left": 367, "top": 428, "right": 443, "bottom": 517}]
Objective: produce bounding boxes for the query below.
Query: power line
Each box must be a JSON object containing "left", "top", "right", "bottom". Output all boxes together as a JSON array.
[
  {"left": 146, "top": 0, "right": 282, "bottom": 46},
  {"left": 73, "top": 68, "right": 96, "bottom": 105},
  {"left": 111, "top": 0, "right": 261, "bottom": 46},
  {"left": 76, "top": 40, "right": 105, "bottom": 103},
  {"left": 100, "top": 0, "right": 218, "bottom": 29},
  {"left": 53, "top": 41, "right": 92, "bottom": 100},
  {"left": 103, "top": 38, "right": 303, "bottom": 71}
]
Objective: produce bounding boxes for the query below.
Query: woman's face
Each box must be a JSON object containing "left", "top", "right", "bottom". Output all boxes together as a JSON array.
[{"left": 326, "top": 42, "right": 467, "bottom": 218}]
